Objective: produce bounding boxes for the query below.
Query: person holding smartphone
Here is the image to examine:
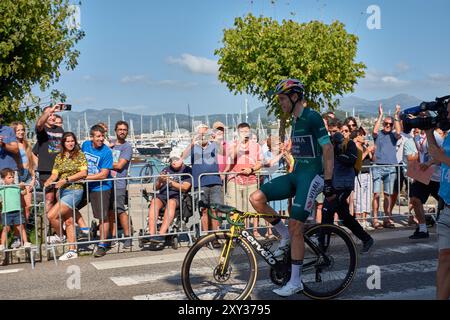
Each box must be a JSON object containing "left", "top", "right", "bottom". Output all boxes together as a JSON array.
[
  {"left": 226, "top": 122, "right": 262, "bottom": 219},
  {"left": 181, "top": 124, "right": 225, "bottom": 241},
  {"left": 34, "top": 103, "right": 66, "bottom": 215},
  {"left": 147, "top": 153, "right": 192, "bottom": 249}
]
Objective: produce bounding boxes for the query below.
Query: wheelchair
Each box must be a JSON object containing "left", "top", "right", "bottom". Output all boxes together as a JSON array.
[{"left": 138, "top": 189, "right": 199, "bottom": 250}]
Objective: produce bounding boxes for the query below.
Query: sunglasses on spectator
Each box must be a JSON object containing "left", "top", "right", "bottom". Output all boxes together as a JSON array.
[
  {"left": 348, "top": 123, "right": 357, "bottom": 127},
  {"left": 342, "top": 129, "right": 349, "bottom": 133},
  {"left": 383, "top": 122, "right": 393, "bottom": 127}
]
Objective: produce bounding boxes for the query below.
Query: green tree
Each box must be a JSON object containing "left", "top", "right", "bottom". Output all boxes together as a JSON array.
[
  {"left": 215, "top": 14, "right": 366, "bottom": 137},
  {"left": 0, "top": 0, "right": 84, "bottom": 123}
]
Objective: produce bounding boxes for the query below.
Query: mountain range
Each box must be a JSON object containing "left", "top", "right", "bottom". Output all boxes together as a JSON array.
[
  {"left": 338, "top": 94, "right": 423, "bottom": 116},
  {"left": 57, "top": 94, "right": 423, "bottom": 135}
]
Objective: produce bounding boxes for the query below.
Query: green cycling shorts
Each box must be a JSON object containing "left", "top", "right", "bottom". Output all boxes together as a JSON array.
[{"left": 259, "top": 171, "right": 324, "bottom": 222}]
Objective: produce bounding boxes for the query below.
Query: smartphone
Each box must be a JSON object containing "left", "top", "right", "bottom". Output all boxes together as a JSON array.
[{"left": 61, "top": 104, "right": 72, "bottom": 111}]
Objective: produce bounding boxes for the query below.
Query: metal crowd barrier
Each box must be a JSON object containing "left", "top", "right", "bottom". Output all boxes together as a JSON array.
[
  {"left": 11, "top": 162, "right": 437, "bottom": 264},
  {"left": 43, "top": 172, "right": 198, "bottom": 262},
  {"left": 197, "top": 163, "right": 435, "bottom": 233},
  {"left": 197, "top": 171, "right": 288, "bottom": 236},
  {"left": 0, "top": 182, "right": 41, "bottom": 268}
]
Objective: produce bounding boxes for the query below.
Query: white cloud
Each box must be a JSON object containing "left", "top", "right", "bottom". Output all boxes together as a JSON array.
[
  {"left": 120, "top": 75, "right": 197, "bottom": 88},
  {"left": 361, "top": 69, "right": 410, "bottom": 88},
  {"left": 72, "top": 96, "right": 95, "bottom": 105},
  {"left": 153, "top": 80, "right": 198, "bottom": 88},
  {"left": 167, "top": 54, "right": 218, "bottom": 75},
  {"left": 427, "top": 73, "right": 450, "bottom": 83},
  {"left": 381, "top": 76, "right": 410, "bottom": 86},
  {"left": 395, "top": 62, "right": 410, "bottom": 74},
  {"left": 120, "top": 75, "right": 148, "bottom": 84}
]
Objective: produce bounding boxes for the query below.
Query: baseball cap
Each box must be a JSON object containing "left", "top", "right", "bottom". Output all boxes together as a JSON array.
[
  {"left": 169, "top": 150, "right": 181, "bottom": 162},
  {"left": 212, "top": 121, "right": 225, "bottom": 130},
  {"left": 195, "top": 123, "right": 209, "bottom": 132}
]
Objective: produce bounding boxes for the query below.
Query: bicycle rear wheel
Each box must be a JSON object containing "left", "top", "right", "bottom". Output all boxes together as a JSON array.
[
  {"left": 181, "top": 232, "right": 257, "bottom": 300},
  {"left": 302, "top": 224, "right": 358, "bottom": 300}
]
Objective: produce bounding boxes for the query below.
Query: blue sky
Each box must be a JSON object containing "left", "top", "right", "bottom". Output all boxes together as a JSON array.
[{"left": 43, "top": 0, "right": 450, "bottom": 115}]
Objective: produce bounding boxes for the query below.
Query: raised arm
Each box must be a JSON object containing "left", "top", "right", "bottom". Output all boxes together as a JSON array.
[
  {"left": 373, "top": 103, "right": 383, "bottom": 138},
  {"left": 36, "top": 103, "right": 62, "bottom": 132},
  {"left": 393, "top": 104, "right": 402, "bottom": 140}
]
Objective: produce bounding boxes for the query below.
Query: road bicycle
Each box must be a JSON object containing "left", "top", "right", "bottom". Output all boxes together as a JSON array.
[{"left": 181, "top": 202, "right": 358, "bottom": 300}]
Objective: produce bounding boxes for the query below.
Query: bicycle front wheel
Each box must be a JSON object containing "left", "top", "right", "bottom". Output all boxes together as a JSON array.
[
  {"left": 302, "top": 224, "right": 358, "bottom": 300},
  {"left": 181, "top": 232, "right": 257, "bottom": 300}
]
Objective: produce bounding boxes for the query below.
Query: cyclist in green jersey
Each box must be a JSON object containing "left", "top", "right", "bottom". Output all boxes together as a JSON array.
[{"left": 250, "top": 78, "right": 335, "bottom": 297}]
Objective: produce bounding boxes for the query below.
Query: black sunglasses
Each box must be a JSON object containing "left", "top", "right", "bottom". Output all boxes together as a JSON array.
[{"left": 383, "top": 122, "right": 393, "bottom": 127}]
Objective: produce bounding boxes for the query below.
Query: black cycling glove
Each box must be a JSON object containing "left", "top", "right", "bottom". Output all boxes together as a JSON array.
[{"left": 323, "top": 179, "right": 335, "bottom": 198}]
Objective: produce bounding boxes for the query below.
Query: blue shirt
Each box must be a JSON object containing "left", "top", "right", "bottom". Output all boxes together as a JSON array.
[
  {"left": 111, "top": 141, "right": 133, "bottom": 190},
  {"left": 190, "top": 142, "right": 222, "bottom": 189},
  {"left": 82, "top": 141, "right": 113, "bottom": 192},
  {"left": 374, "top": 130, "right": 398, "bottom": 165},
  {"left": 0, "top": 125, "right": 18, "bottom": 170},
  {"left": 439, "top": 135, "right": 450, "bottom": 205}
]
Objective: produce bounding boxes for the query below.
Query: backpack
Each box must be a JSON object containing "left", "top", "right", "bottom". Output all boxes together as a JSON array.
[{"left": 181, "top": 193, "right": 193, "bottom": 222}]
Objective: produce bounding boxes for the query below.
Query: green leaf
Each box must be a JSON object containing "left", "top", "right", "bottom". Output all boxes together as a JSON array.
[
  {"left": 215, "top": 14, "right": 366, "bottom": 138},
  {"left": 0, "top": 0, "right": 84, "bottom": 123}
]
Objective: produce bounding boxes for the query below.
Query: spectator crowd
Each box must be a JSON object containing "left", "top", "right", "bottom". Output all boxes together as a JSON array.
[{"left": 0, "top": 101, "right": 445, "bottom": 260}]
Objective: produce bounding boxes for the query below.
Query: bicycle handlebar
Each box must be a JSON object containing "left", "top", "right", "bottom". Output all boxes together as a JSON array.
[{"left": 198, "top": 201, "right": 245, "bottom": 227}]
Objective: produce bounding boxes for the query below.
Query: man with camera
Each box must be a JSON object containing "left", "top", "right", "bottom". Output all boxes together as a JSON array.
[
  {"left": 403, "top": 95, "right": 450, "bottom": 299},
  {"left": 181, "top": 124, "right": 224, "bottom": 238},
  {"left": 147, "top": 152, "right": 192, "bottom": 250},
  {"left": 227, "top": 122, "right": 262, "bottom": 217}
]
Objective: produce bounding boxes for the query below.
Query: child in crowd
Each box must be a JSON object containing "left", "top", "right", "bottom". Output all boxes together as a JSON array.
[{"left": 0, "top": 168, "right": 31, "bottom": 251}]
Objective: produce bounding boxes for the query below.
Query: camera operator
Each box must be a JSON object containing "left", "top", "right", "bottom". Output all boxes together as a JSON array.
[
  {"left": 322, "top": 125, "right": 374, "bottom": 254},
  {"left": 425, "top": 98, "right": 450, "bottom": 300}
]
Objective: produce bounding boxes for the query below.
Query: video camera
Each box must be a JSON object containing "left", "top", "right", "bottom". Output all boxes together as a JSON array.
[{"left": 400, "top": 95, "right": 450, "bottom": 133}]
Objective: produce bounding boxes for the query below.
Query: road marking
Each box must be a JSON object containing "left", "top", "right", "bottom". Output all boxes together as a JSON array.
[
  {"left": 130, "top": 259, "right": 437, "bottom": 300},
  {"left": 133, "top": 280, "right": 275, "bottom": 300},
  {"left": 372, "top": 242, "right": 437, "bottom": 255},
  {"left": 110, "top": 263, "right": 269, "bottom": 286},
  {"left": 347, "top": 286, "right": 436, "bottom": 300},
  {"left": 91, "top": 251, "right": 189, "bottom": 270},
  {"left": 0, "top": 268, "right": 23, "bottom": 275},
  {"left": 96, "top": 237, "right": 437, "bottom": 271}
]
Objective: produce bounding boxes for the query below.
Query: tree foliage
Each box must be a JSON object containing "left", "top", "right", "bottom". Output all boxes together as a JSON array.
[
  {"left": 215, "top": 14, "right": 366, "bottom": 135},
  {"left": 0, "top": 0, "right": 84, "bottom": 123}
]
